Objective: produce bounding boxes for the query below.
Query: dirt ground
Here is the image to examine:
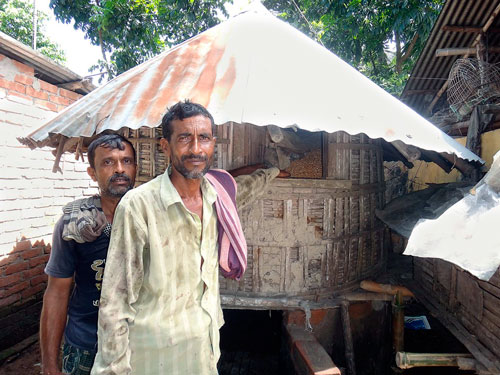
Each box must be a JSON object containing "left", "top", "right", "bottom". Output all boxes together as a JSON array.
[{"left": 0, "top": 342, "right": 41, "bottom": 375}]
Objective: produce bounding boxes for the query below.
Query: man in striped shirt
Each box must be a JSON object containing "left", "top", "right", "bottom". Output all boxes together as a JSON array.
[{"left": 91, "top": 101, "right": 279, "bottom": 375}]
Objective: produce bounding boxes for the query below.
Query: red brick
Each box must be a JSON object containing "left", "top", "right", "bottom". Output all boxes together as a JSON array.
[
  {"left": 32, "top": 240, "right": 46, "bottom": 248},
  {"left": 44, "top": 244, "right": 52, "bottom": 254},
  {"left": 0, "top": 293, "right": 20, "bottom": 308},
  {"left": 0, "top": 273, "right": 23, "bottom": 288},
  {"left": 0, "top": 280, "right": 29, "bottom": 298},
  {"left": 21, "top": 283, "right": 45, "bottom": 299},
  {"left": 14, "top": 74, "right": 34, "bottom": 86},
  {"left": 59, "top": 88, "right": 81, "bottom": 101},
  {"left": 22, "top": 248, "right": 43, "bottom": 260},
  {"left": 29, "top": 255, "right": 49, "bottom": 268},
  {"left": 26, "top": 86, "right": 49, "bottom": 100},
  {"left": 23, "top": 265, "right": 45, "bottom": 279},
  {"left": 12, "top": 240, "right": 32, "bottom": 253},
  {"left": 4, "top": 261, "right": 28, "bottom": 275},
  {"left": 34, "top": 99, "right": 58, "bottom": 112},
  {"left": 0, "top": 77, "right": 26, "bottom": 93},
  {"left": 0, "top": 255, "right": 19, "bottom": 267},
  {"left": 11, "top": 60, "right": 34, "bottom": 75},
  {"left": 30, "top": 274, "right": 48, "bottom": 286},
  {"left": 49, "top": 95, "right": 70, "bottom": 106},
  {"left": 38, "top": 80, "right": 58, "bottom": 94}
]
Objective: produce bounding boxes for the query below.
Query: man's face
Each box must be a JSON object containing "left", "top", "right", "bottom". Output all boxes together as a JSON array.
[
  {"left": 87, "top": 143, "right": 137, "bottom": 198},
  {"left": 161, "top": 115, "right": 216, "bottom": 179}
]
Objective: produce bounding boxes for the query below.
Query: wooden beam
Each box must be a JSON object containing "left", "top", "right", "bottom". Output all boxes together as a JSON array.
[
  {"left": 440, "top": 152, "right": 477, "bottom": 178},
  {"left": 391, "top": 140, "right": 421, "bottom": 162},
  {"left": 435, "top": 47, "right": 500, "bottom": 57},
  {"left": 427, "top": 2, "right": 500, "bottom": 114},
  {"left": 442, "top": 25, "right": 500, "bottom": 33},
  {"left": 419, "top": 149, "right": 453, "bottom": 173},
  {"left": 401, "top": 89, "right": 437, "bottom": 97},
  {"left": 439, "top": 121, "right": 469, "bottom": 135}
]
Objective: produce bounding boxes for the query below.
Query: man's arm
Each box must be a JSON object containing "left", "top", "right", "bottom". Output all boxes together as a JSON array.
[
  {"left": 91, "top": 199, "right": 147, "bottom": 375},
  {"left": 40, "top": 276, "right": 72, "bottom": 375},
  {"left": 234, "top": 167, "right": 280, "bottom": 209}
]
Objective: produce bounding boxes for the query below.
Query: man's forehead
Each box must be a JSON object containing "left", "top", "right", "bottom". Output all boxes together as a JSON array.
[
  {"left": 95, "top": 143, "right": 134, "bottom": 158},
  {"left": 171, "top": 115, "right": 213, "bottom": 133}
]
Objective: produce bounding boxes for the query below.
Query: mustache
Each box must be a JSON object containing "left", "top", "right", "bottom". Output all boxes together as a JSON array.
[
  {"left": 181, "top": 154, "right": 208, "bottom": 162},
  {"left": 109, "top": 173, "right": 132, "bottom": 183}
]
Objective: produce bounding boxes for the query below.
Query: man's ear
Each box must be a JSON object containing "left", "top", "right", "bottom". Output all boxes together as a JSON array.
[
  {"left": 87, "top": 166, "right": 97, "bottom": 182},
  {"left": 160, "top": 138, "right": 170, "bottom": 155}
]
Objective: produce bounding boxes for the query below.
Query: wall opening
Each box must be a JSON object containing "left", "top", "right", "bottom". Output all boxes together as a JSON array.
[{"left": 218, "top": 309, "right": 288, "bottom": 375}]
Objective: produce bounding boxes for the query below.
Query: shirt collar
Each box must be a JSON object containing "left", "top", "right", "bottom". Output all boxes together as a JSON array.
[{"left": 160, "top": 166, "right": 217, "bottom": 208}]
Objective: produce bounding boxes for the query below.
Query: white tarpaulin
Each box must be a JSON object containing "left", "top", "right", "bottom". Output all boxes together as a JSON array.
[{"left": 404, "top": 151, "right": 500, "bottom": 280}]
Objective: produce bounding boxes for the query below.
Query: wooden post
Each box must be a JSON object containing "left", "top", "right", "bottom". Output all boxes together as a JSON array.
[
  {"left": 341, "top": 301, "right": 356, "bottom": 375},
  {"left": 392, "top": 291, "right": 404, "bottom": 353}
]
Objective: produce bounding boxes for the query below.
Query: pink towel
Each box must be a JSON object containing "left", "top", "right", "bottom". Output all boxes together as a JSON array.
[{"left": 206, "top": 169, "right": 247, "bottom": 280}]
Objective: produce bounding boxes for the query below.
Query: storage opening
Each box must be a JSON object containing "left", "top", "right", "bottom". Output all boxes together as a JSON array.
[{"left": 218, "top": 309, "right": 287, "bottom": 375}]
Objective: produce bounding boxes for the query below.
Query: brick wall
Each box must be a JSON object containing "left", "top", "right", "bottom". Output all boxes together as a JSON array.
[{"left": 0, "top": 53, "right": 98, "bottom": 350}]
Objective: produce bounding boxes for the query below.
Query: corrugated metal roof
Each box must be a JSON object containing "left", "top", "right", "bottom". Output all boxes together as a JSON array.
[
  {"left": 19, "top": 2, "right": 482, "bottom": 164},
  {"left": 402, "top": 0, "right": 500, "bottom": 115}
]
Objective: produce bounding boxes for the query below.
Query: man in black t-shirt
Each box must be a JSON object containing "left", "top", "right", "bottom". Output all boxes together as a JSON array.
[{"left": 39, "top": 134, "right": 137, "bottom": 375}]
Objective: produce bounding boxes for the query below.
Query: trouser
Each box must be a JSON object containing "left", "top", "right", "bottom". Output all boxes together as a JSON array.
[{"left": 62, "top": 343, "right": 97, "bottom": 375}]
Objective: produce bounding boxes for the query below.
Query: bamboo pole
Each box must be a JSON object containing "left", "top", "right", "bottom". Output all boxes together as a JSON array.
[
  {"left": 396, "top": 352, "right": 474, "bottom": 369},
  {"left": 392, "top": 291, "right": 404, "bottom": 353}
]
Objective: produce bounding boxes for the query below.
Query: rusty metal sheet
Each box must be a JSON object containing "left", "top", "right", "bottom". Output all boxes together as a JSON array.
[{"left": 19, "top": 3, "right": 483, "bottom": 163}]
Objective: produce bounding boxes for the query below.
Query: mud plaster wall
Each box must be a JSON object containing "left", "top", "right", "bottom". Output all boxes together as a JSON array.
[
  {"left": 220, "top": 178, "right": 386, "bottom": 298},
  {"left": 0, "top": 53, "right": 98, "bottom": 350}
]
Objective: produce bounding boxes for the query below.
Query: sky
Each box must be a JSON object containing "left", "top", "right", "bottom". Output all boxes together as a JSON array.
[{"left": 37, "top": 0, "right": 251, "bottom": 84}]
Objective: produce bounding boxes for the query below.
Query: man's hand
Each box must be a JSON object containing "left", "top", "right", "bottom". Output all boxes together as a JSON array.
[{"left": 40, "top": 276, "right": 72, "bottom": 375}]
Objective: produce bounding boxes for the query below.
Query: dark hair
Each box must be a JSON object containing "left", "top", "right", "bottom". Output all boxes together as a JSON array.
[
  {"left": 87, "top": 133, "right": 136, "bottom": 169},
  {"left": 161, "top": 100, "right": 216, "bottom": 141}
]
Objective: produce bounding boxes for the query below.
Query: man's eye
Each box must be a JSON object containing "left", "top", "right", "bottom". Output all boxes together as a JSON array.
[
  {"left": 103, "top": 160, "right": 113, "bottom": 165},
  {"left": 124, "top": 158, "right": 133, "bottom": 164}
]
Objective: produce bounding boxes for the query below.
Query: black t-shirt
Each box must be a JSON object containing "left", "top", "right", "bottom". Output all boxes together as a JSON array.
[{"left": 45, "top": 217, "right": 109, "bottom": 351}]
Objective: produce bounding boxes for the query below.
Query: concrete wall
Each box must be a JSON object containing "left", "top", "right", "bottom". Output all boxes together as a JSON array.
[{"left": 0, "top": 53, "right": 97, "bottom": 350}]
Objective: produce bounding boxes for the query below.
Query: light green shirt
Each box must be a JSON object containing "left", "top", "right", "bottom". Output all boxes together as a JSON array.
[{"left": 91, "top": 167, "right": 279, "bottom": 375}]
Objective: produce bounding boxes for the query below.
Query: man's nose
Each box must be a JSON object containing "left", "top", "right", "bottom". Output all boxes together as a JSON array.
[
  {"left": 189, "top": 137, "right": 202, "bottom": 154},
  {"left": 115, "top": 160, "right": 125, "bottom": 173}
]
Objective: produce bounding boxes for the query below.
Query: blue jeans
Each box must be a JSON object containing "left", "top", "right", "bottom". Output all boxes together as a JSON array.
[{"left": 62, "top": 343, "right": 96, "bottom": 375}]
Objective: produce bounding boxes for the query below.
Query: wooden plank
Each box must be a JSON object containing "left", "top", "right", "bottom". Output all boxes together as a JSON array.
[
  {"left": 410, "top": 282, "right": 500, "bottom": 372},
  {"left": 478, "top": 279, "right": 500, "bottom": 298},
  {"left": 271, "top": 178, "right": 352, "bottom": 190}
]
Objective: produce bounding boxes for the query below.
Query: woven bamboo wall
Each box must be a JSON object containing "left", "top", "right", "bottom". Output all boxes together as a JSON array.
[
  {"left": 414, "top": 258, "right": 500, "bottom": 364},
  {"left": 123, "top": 124, "right": 387, "bottom": 300}
]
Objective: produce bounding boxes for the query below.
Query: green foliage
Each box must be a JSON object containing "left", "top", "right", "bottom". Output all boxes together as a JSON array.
[
  {"left": 0, "top": 0, "right": 66, "bottom": 64},
  {"left": 50, "top": 0, "right": 229, "bottom": 80},
  {"left": 263, "top": 0, "right": 444, "bottom": 96}
]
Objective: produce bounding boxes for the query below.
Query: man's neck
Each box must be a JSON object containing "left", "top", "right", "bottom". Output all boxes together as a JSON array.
[
  {"left": 170, "top": 169, "right": 203, "bottom": 200},
  {"left": 100, "top": 195, "right": 120, "bottom": 223}
]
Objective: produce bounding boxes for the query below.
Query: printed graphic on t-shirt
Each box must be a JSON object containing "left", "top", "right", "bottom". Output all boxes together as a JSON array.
[{"left": 91, "top": 259, "right": 106, "bottom": 306}]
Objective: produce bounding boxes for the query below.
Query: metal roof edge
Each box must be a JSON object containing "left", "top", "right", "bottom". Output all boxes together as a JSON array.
[{"left": 0, "top": 31, "right": 95, "bottom": 94}]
